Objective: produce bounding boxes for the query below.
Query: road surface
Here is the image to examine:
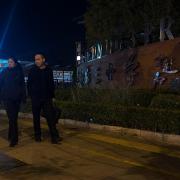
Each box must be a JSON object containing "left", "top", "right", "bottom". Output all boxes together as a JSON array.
[{"left": 0, "top": 115, "right": 180, "bottom": 180}]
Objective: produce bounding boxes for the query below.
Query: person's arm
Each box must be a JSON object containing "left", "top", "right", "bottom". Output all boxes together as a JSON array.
[
  {"left": 0, "top": 69, "right": 6, "bottom": 90},
  {"left": 0, "top": 69, "right": 7, "bottom": 102},
  {"left": 20, "top": 70, "right": 27, "bottom": 103},
  {"left": 27, "top": 69, "right": 33, "bottom": 97},
  {"left": 0, "top": 71, "right": 4, "bottom": 88},
  {"left": 49, "top": 68, "right": 55, "bottom": 98}
]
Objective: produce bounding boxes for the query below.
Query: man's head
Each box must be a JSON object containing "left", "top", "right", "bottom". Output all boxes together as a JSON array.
[{"left": 34, "top": 54, "right": 46, "bottom": 68}]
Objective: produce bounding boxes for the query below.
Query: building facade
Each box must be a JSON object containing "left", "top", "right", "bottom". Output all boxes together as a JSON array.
[{"left": 77, "top": 38, "right": 180, "bottom": 90}]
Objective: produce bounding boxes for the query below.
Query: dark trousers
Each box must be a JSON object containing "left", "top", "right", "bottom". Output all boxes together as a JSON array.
[
  {"left": 4, "top": 100, "right": 20, "bottom": 144},
  {"left": 31, "top": 99, "right": 59, "bottom": 140}
]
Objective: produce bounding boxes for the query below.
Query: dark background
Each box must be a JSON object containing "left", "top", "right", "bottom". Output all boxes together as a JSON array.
[{"left": 0, "top": 0, "right": 86, "bottom": 65}]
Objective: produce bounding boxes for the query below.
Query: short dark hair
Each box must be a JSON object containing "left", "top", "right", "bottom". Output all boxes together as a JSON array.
[{"left": 35, "top": 53, "right": 45, "bottom": 59}]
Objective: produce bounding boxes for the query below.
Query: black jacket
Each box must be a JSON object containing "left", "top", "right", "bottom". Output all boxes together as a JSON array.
[
  {"left": 27, "top": 65, "right": 55, "bottom": 100},
  {"left": 0, "top": 64, "right": 26, "bottom": 102}
]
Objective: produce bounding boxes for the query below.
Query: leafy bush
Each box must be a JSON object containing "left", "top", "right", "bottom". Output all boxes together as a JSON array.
[
  {"left": 150, "top": 94, "right": 180, "bottom": 109},
  {"left": 55, "top": 88, "right": 73, "bottom": 101},
  {"left": 18, "top": 88, "right": 180, "bottom": 135},
  {"left": 114, "top": 89, "right": 155, "bottom": 107},
  {"left": 55, "top": 88, "right": 155, "bottom": 107},
  {"left": 57, "top": 101, "right": 180, "bottom": 134}
]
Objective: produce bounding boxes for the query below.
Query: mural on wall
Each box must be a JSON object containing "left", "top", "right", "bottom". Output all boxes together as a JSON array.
[
  {"left": 153, "top": 55, "right": 179, "bottom": 89},
  {"left": 155, "top": 55, "right": 178, "bottom": 74},
  {"left": 106, "top": 63, "right": 116, "bottom": 81},
  {"left": 171, "top": 77, "right": 180, "bottom": 91},
  {"left": 153, "top": 72, "right": 166, "bottom": 89},
  {"left": 77, "top": 66, "right": 92, "bottom": 86},
  {"left": 84, "top": 66, "right": 92, "bottom": 85},
  {"left": 124, "top": 52, "right": 139, "bottom": 87},
  {"left": 77, "top": 69, "right": 84, "bottom": 86},
  {"left": 76, "top": 35, "right": 180, "bottom": 90},
  {"left": 95, "top": 67, "right": 102, "bottom": 84}
]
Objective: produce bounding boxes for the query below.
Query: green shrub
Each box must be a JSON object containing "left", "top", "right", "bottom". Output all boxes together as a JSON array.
[
  {"left": 114, "top": 89, "right": 156, "bottom": 107},
  {"left": 57, "top": 101, "right": 180, "bottom": 135},
  {"left": 19, "top": 88, "right": 180, "bottom": 135},
  {"left": 55, "top": 88, "right": 155, "bottom": 107},
  {"left": 55, "top": 88, "right": 73, "bottom": 101},
  {"left": 150, "top": 94, "right": 180, "bottom": 109}
]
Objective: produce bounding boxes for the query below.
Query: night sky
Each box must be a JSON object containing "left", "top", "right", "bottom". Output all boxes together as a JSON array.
[{"left": 0, "top": 0, "right": 86, "bottom": 65}]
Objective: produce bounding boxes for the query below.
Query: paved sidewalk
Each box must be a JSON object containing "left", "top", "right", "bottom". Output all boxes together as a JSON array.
[{"left": 0, "top": 115, "right": 180, "bottom": 180}]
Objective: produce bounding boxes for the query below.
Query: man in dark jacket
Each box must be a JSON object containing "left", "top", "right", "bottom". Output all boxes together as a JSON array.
[
  {"left": 27, "top": 53, "right": 61, "bottom": 144},
  {"left": 0, "top": 57, "right": 26, "bottom": 147}
]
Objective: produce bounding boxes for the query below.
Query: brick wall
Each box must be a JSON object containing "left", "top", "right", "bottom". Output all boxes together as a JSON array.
[{"left": 77, "top": 38, "right": 180, "bottom": 89}]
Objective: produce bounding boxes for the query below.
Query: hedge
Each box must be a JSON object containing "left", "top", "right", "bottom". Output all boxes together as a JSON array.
[
  {"left": 55, "top": 88, "right": 156, "bottom": 107},
  {"left": 18, "top": 88, "right": 180, "bottom": 135},
  {"left": 150, "top": 94, "right": 180, "bottom": 110},
  {"left": 57, "top": 101, "right": 180, "bottom": 135}
]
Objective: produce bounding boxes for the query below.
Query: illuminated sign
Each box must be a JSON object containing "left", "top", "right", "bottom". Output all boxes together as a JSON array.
[{"left": 53, "top": 70, "right": 73, "bottom": 82}]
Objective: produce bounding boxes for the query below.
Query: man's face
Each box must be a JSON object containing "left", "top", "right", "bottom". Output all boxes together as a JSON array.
[{"left": 35, "top": 54, "right": 45, "bottom": 67}]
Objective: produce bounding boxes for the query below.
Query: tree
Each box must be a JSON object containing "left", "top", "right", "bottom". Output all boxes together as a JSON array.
[
  {"left": 85, "top": 0, "right": 125, "bottom": 45},
  {"left": 84, "top": 0, "right": 180, "bottom": 46}
]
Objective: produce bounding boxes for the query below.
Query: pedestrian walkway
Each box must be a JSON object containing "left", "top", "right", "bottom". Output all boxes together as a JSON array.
[{"left": 0, "top": 115, "right": 180, "bottom": 180}]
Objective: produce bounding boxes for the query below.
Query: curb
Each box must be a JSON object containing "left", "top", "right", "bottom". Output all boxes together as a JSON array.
[
  {"left": 60, "top": 119, "right": 180, "bottom": 147},
  {"left": 1, "top": 110, "right": 180, "bottom": 147}
]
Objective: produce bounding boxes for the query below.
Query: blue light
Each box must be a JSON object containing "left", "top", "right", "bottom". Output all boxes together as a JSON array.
[
  {"left": 0, "top": 0, "right": 19, "bottom": 50},
  {"left": 0, "top": 59, "right": 8, "bottom": 64},
  {"left": 0, "top": 59, "right": 8, "bottom": 72}
]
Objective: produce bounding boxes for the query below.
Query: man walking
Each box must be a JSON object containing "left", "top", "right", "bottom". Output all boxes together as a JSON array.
[{"left": 27, "top": 53, "right": 61, "bottom": 144}]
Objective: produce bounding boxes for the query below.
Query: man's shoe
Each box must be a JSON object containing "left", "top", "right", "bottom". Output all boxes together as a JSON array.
[
  {"left": 9, "top": 142, "right": 18, "bottom": 147},
  {"left": 51, "top": 138, "right": 60, "bottom": 144},
  {"left": 35, "top": 137, "right": 42, "bottom": 142},
  {"left": 57, "top": 136, "right": 63, "bottom": 142}
]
